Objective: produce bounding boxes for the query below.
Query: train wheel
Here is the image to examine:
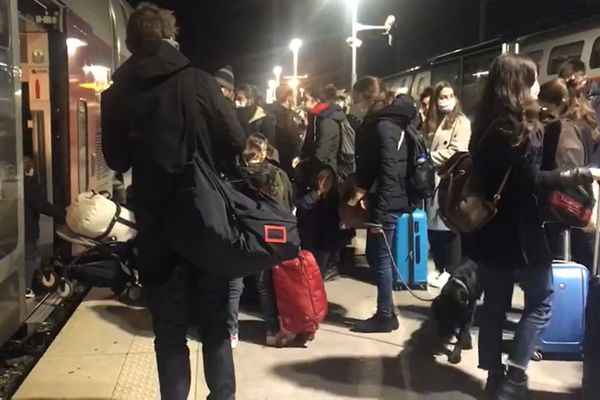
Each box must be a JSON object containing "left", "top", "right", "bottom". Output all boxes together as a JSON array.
[
  {"left": 57, "top": 279, "right": 74, "bottom": 299},
  {"left": 41, "top": 271, "right": 58, "bottom": 289}
]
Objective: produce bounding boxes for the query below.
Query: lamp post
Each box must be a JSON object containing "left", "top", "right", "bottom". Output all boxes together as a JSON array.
[
  {"left": 289, "top": 38, "right": 303, "bottom": 79},
  {"left": 273, "top": 65, "right": 283, "bottom": 86},
  {"left": 346, "top": 0, "right": 395, "bottom": 86}
]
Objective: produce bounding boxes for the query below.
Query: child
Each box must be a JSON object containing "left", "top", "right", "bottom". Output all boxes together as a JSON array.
[
  {"left": 295, "top": 165, "right": 342, "bottom": 281},
  {"left": 23, "top": 156, "right": 65, "bottom": 298},
  {"left": 228, "top": 133, "right": 294, "bottom": 347}
]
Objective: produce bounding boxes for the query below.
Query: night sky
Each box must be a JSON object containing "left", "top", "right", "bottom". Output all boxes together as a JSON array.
[{"left": 129, "top": 0, "right": 600, "bottom": 91}]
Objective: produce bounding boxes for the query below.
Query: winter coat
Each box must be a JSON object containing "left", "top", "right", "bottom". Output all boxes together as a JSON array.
[
  {"left": 237, "top": 104, "right": 276, "bottom": 144},
  {"left": 426, "top": 114, "right": 471, "bottom": 230},
  {"left": 240, "top": 161, "right": 294, "bottom": 211},
  {"left": 272, "top": 103, "right": 303, "bottom": 176},
  {"left": 470, "top": 115, "right": 573, "bottom": 269},
  {"left": 295, "top": 188, "right": 341, "bottom": 252},
  {"left": 301, "top": 102, "right": 347, "bottom": 173},
  {"left": 355, "top": 97, "right": 414, "bottom": 224},
  {"left": 101, "top": 40, "right": 246, "bottom": 283},
  {"left": 24, "top": 176, "right": 65, "bottom": 243}
]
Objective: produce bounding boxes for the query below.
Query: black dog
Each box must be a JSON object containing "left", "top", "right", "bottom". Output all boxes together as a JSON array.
[{"left": 431, "top": 258, "right": 482, "bottom": 364}]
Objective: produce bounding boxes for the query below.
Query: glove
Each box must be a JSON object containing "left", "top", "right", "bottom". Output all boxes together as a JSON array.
[{"left": 559, "top": 167, "right": 594, "bottom": 188}]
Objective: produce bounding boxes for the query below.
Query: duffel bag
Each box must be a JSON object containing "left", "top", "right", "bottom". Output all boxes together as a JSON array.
[
  {"left": 165, "top": 154, "right": 300, "bottom": 279},
  {"left": 66, "top": 192, "right": 136, "bottom": 242}
]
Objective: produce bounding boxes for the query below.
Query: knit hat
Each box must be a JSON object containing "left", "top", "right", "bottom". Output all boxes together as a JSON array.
[{"left": 215, "top": 65, "right": 234, "bottom": 92}]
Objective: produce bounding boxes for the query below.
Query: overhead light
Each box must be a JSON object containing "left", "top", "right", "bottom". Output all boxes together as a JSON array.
[
  {"left": 289, "top": 38, "right": 303, "bottom": 52},
  {"left": 66, "top": 37, "right": 87, "bottom": 54},
  {"left": 273, "top": 65, "right": 282, "bottom": 76},
  {"left": 288, "top": 78, "right": 300, "bottom": 89}
]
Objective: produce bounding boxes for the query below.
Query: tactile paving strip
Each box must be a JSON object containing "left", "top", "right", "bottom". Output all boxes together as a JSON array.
[{"left": 112, "top": 352, "right": 197, "bottom": 399}]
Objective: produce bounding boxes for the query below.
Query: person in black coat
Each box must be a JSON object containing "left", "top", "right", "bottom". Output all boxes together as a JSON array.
[
  {"left": 301, "top": 85, "right": 348, "bottom": 177},
  {"left": 101, "top": 4, "right": 245, "bottom": 400},
  {"left": 272, "top": 84, "right": 303, "bottom": 177},
  {"left": 471, "top": 54, "right": 593, "bottom": 400},
  {"left": 350, "top": 87, "right": 414, "bottom": 334},
  {"left": 23, "top": 156, "right": 65, "bottom": 297},
  {"left": 235, "top": 83, "right": 276, "bottom": 143}
]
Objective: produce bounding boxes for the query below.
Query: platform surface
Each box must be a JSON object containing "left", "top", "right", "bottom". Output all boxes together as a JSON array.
[{"left": 15, "top": 274, "right": 581, "bottom": 400}]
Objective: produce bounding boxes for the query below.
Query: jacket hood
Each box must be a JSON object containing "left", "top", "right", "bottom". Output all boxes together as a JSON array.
[
  {"left": 312, "top": 102, "right": 345, "bottom": 121},
  {"left": 112, "top": 40, "right": 190, "bottom": 83},
  {"left": 249, "top": 106, "right": 267, "bottom": 124},
  {"left": 377, "top": 94, "right": 417, "bottom": 124}
]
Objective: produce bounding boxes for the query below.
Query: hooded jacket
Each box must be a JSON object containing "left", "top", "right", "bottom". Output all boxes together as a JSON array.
[
  {"left": 101, "top": 40, "right": 246, "bottom": 283},
  {"left": 355, "top": 96, "right": 415, "bottom": 224},
  {"left": 301, "top": 102, "right": 347, "bottom": 172}
]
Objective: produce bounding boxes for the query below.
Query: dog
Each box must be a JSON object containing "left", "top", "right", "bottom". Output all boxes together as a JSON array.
[{"left": 431, "top": 257, "right": 482, "bottom": 364}]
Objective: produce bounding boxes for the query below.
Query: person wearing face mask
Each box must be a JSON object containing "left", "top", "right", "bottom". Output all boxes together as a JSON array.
[
  {"left": 236, "top": 83, "right": 276, "bottom": 144},
  {"left": 272, "top": 83, "right": 304, "bottom": 177},
  {"left": 215, "top": 65, "right": 236, "bottom": 103},
  {"left": 423, "top": 81, "right": 471, "bottom": 289},
  {"left": 417, "top": 86, "right": 434, "bottom": 130}
]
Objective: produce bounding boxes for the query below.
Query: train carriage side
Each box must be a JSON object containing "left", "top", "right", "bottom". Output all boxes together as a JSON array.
[{"left": 0, "top": 0, "right": 130, "bottom": 348}]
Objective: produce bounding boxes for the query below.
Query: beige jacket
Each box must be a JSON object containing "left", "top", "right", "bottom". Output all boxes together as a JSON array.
[{"left": 427, "top": 114, "right": 472, "bottom": 230}]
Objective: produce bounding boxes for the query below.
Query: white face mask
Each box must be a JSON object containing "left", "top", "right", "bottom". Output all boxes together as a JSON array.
[
  {"left": 530, "top": 80, "right": 540, "bottom": 100},
  {"left": 438, "top": 98, "right": 456, "bottom": 114}
]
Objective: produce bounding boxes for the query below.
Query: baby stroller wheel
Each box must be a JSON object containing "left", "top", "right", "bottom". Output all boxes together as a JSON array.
[
  {"left": 41, "top": 271, "right": 58, "bottom": 289},
  {"left": 127, "top": 285, "right": 142, "bottom": 302},
  {"left": 58, "top": 279, "right": 74, "bottom": 299}
]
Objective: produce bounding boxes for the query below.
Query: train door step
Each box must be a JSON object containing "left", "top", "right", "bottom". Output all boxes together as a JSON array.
[{"left": 24, "top": 292, "right": 62, "bottom": 325}]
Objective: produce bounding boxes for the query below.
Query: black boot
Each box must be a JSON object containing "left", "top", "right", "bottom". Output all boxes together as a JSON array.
[
  {"left": 495, "top": 367, "right": 529, "bottom": 400},
  {"left": 351, "top": 313, "right": 399, "bottom": 333},
  {"left": 483, "top": 368, "right": 505, "bottom": 399}
]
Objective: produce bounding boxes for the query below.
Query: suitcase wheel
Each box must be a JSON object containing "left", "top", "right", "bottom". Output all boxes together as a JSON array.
[
  {"left": 531, "top": 350, "right": 543, "bottom": 362},
  {"left": 41, "top": 271, "right": 58, "bottom": 289},
  {"left": 57, "top": 279, "right": 74, "bottom": 299}
]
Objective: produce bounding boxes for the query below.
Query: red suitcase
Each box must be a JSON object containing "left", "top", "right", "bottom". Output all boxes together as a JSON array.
[{"left": 272, "top": 250, "right": 328, "bottom": 336}]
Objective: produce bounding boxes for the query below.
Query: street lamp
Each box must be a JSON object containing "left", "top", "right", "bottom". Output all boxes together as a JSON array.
[
  {"left": 273, "top": 65, "right": 283, "bottom": 86},
  {"left": 289, "top": 38, "right": 303, "bottom": 79},
  {"left": 346, "top": 0, "right": 395, "bottom": 86}
]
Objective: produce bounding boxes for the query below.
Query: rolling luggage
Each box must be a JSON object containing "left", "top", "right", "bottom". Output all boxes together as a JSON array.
[
  {"left": 583, "top": 182, "right": 600, "bottom": 399},
  {"left": 538, "top": 258, "right": 589, "bottom": 355},
  {"left": 272, "top": 250, "right": 328, "bottom": 336},
  {"left": 393, "top": 209, "right": 428, "bottom": 290}
]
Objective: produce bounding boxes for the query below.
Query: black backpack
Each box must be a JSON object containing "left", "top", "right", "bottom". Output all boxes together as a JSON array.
[
  {"left": 405, "top": 124, "right": 435, "bottom": 203},
  {"left": 337, "top": 119, "right": 356, "bottom": 181},
  {"left": 165, "top": 67, "right": 300, "bottom": 279}
]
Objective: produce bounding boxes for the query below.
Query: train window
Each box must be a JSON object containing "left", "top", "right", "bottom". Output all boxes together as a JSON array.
[
  {"left": 77, "top": 100, "right": 89, "bottom": 193},
  {"left": 462, "top": 49, "right": 500, "bottom": 118},
  {"left": 590, "top": 37, "right": 600, "bottom": 69},
  {"left": 527, "top": 51, "right": 543, "bottom": 72},
  {"left": 415, "top": 76, "right": 429, "bottom": 97},
  {"left": 547, "top": 41, "right": 584, "bottom": 75},
  {"left": 0, "top": 0, "right": 9, "bottom": 49},
  {"left": 431, "top": 60, "right": 461, "bottom": 93}
]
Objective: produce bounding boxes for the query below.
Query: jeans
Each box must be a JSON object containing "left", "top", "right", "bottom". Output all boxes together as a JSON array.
[
  {"left": 429, "top": 230, "right": 461, "bottom": 274},
  {"left": 256, "top": 268, "right": 279, "bottom": 333},
  {"left": 365, "top": 212, "right": 400, "bottom": 318},
  {"left": 25, "top": 242, "right": 39, "bottom": 289},
  {"left": 145, "top": 264, "right": 235, "bottom": 400},
  {"left": 227, "top": 278, "right": 244, "bottom": 336},
  {"left": 478, "top": 263, "right": 554, "bottom": 372},
  {"left": 313, "top": 249, "right": 333, "bottom": 276}
]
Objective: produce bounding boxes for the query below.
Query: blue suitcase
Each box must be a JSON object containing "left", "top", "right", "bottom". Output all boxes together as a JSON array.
[
  {"left": 392, "top": 209, "right": 428, "bottom": 290},
  {"left": 538, "top": 260, "right": 589, "bottom": 355}
]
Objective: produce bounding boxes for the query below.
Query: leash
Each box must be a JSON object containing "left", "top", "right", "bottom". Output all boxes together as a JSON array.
[{"left": 378, "top": 229, "right": 437, "bottom": 303}]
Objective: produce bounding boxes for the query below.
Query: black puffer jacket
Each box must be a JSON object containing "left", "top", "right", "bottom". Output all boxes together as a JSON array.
[
  {"left": 272, "top": 103, "right": 303, "bottom": 176},
  {"left": 355, "top": 96, "right": 415, "bottom": 224},
  {"left": 101, "top": 40, "right": 246, "bottom": 283}
]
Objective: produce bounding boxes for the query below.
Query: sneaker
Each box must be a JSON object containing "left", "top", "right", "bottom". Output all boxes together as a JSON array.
[
  {"left": 496, "top": 375, "right": 530, "bottom": 400},
  {"left": 351, "top": 314, "right": 399, "bottom": 333},
  {"left": 25, "top": 289, "right": 35, "bottom": 299},
  {"left": 323, "top": 269, "right": 340, "bottom": 282},
  {"left": 230, "top": 333, "right": 239, "bottom": 349},
  {"left": 266, "top": 331, "right": 295, "bottom": 347}
]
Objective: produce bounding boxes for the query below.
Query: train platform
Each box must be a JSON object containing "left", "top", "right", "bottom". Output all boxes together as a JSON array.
[{"left": 14, "top": 271, "right": 581, "bottom": 400}]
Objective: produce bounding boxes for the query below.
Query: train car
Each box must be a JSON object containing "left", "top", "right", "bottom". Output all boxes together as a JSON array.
[
  {"left": 384, "top": 17, "right": 600, "bottom": 118},
  {"left": 0, "top": 0, "right": 131, "bottom": 348}
]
